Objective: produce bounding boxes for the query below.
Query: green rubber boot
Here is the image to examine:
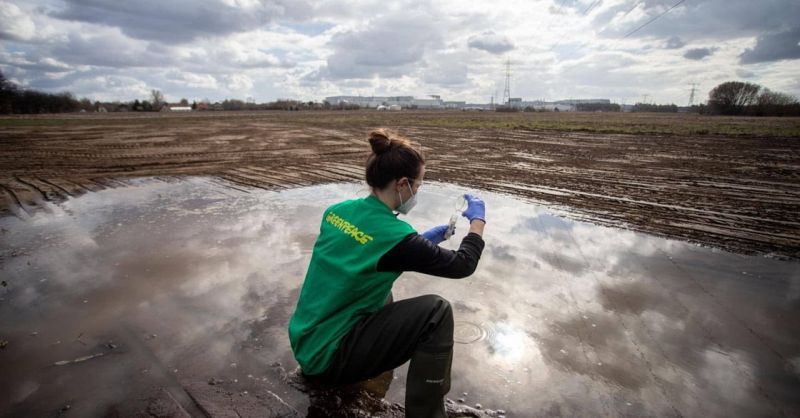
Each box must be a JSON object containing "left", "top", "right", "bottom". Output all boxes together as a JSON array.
[{"left": 405, "top": 349, "right": 452, "bottom": 418}]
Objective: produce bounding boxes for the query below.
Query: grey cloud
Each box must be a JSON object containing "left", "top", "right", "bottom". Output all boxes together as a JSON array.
[
  {"left": 177, "top": 47, "right": 295, "bottom": 75},
  {"left": 297, "top": 67, "right": 326, "bottom": 86},
  {"left": 422, "top": 70, "right": 468, "bottom": 87},
  {"left": 563, "top": 0, "right": 608, "bottom": 15},
  {"left": 320, "top": 11, "right": 444, "bottom": 79},
  {"left": 599, "top": 0, "right": 800, "bottom": 41},
  {"left": 15, "top": 67, "right": 110, "bottom": 91},
  {"left": 546, "top": 52, "right": 663, "bottom": 99},
  {"left": 591, "top": 1, "right": 639, "bottom": 27},
  {"left": 467, "top": 31, "right": 515, "bottom": 54},
  {"left": 664, "top": 36, "right": 685, "bottom": 49},
  {"left": 43, "top": 27, "right": 293, "bottom": 74},
  {"left": 736, "top": 69, "right": 755, "bottom": 79},
  {"left": 740, "top": 26, "right": 800, "bottom": 64},
  {"left": 684, "top": 47, "right": 716, "bottom": 60},
  {"left": 0, "top": 52, "right": 72, "bottom": 73},
  {"left": 209, "top": 50, "right": 295, "bottom": 70},
  {"left": 51, "top": 32, "right": 175, "bottom": 68},
  {"left": 0, "top": 65, "right": 26, "bottom": 83},
  {"left": 422, "top": 54, "right": 469, "bottom": 86},
  {"left": 52, "top": 0, "right": 314, "bottom": 44},
  {"left": 31, "top": 67, "right": 224, "bottom": 101}
]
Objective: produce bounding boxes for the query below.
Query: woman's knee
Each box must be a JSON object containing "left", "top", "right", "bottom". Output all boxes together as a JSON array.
[
  {"left": 417, "top": 294, "right": 454, "bottom": 349},
  {"left": 419, "top": 294, "right": 452, "bottom": 317}
]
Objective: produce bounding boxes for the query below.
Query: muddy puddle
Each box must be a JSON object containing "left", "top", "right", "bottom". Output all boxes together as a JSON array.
[{"left": 1, "top": 177, "right": 798, "bottom": 417}]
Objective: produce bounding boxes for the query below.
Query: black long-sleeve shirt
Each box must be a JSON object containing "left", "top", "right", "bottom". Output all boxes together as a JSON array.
[{"left": 376, "top": 232, "right": 485, "bottom": 278}]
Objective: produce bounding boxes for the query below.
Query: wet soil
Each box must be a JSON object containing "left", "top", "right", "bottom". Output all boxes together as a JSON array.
[{"left": 0, "top": 111, "right": 798, "bottom": 259}]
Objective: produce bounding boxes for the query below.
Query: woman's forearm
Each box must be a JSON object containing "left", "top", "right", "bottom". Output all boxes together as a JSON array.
[{"left": 469, "top": 219, "right": 485, "bottom": 237}]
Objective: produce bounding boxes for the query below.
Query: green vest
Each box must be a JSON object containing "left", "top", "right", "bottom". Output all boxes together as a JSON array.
[{"left": 288, "top": 195, "right": 416, "bottom": 375}]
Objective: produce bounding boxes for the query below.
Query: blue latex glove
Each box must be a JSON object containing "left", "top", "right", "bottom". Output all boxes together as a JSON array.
[
  {"left": 462, "top": 193, "right": 486, "bottom": 223},
  {"left": 421, "top": 224, "right": 450, "bottom": 245}
]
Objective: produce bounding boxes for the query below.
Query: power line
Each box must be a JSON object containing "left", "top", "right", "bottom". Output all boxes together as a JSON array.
[
  {"left": 590, "top": 1, "right": 642, "bottom": 41},
  {"left": 555, "top": 0, "right": 568, "bottom": 15},
  {"left": 622, "top": 0, "right": 687, "bottom": 39},
  {"left": 582, "top": 0, "right": 602, "bottom": 15},
  {"left": 620, "top": 1, "right": 642, "bottom": 19},
  {"left": 543, "top": 0, "right": 570, "bottom": 35},
  {"left": 549, "top": 0, "right": 603, "bottom": 51}
]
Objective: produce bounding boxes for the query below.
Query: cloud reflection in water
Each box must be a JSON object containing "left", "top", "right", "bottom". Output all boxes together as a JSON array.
[{"left": 0, "top": 178, "right": 797, "bottom": 417}]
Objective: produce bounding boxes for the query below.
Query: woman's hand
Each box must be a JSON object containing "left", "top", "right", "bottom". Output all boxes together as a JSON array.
[
  {"left": 462, "top": 194, "right": 486, "bottom": 223},
  {"left": 421, "top": 224, "right": 450, "bottom": 245}
]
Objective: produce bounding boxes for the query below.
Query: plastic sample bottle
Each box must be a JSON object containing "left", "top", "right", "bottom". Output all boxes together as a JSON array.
[{"left": 444, "top": 196, "right": 467, "bottom": 240}]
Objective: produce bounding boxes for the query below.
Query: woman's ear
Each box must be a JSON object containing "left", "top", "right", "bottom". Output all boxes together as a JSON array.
[{"left": 394, "top": 177, "right": 406, "bottom": 192}]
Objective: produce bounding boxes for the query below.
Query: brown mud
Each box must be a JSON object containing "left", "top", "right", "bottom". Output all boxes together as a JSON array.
[{"left": 1, "top": 111, "right": 798, "bottom": 258}]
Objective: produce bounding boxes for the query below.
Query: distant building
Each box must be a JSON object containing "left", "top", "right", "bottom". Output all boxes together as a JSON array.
[
  {"left": 539, "top": 103, "right": 576, "bottom": 112},
  {"left": 516, "top": 100, "right": 576, "bottom": 112},
  {"left": 325, "top": 95, "right": 445, "bottom": 109},
  {"left": 554, "top": 99, "right": 610, "bottom": 105},
  {"left": 323, "top": 94, "right": 609, "bottom": 112},
  {"left": 463, "top": 103, "right": 492, "bottom": 110},
  {"left": 162, "top": 105, "right": 192, "bottom": 112},
  {"left": 410, "top": 98, "right": 443, "bottom": 109}
]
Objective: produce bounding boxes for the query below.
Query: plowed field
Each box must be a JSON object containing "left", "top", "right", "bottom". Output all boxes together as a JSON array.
[{"left": 2, "top": 110, "right": 799, "bottom": 258}]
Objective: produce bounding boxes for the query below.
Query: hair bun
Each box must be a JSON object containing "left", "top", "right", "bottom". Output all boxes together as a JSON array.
[{"left": 368, "top": 130, "right": 392, "bottom": 154}]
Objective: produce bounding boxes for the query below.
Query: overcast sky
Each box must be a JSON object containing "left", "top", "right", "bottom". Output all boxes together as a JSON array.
[{"left": 1, "top": 0, "right": 799, "bottom": 104}]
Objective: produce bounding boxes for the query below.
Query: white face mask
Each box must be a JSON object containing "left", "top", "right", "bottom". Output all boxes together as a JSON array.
[{"left": 396, "top": 181, "right": 417, "bottom": 215}]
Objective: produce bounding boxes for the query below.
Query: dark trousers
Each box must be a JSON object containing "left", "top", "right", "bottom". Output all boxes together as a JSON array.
[{"left": 310, "top": 294, "right": 454, "bottom": 386}]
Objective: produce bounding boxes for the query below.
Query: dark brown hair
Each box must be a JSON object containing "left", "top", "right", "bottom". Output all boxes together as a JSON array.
[{"left": 365, "top": 128, "right": 425, "bottom": 189}]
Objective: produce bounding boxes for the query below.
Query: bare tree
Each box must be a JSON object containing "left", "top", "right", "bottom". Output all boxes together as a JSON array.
[
  {"left": 708, "top": 81, "right": 761, "bottom": 115},
  {"left": 758, "top": 89, "right": 797, "bottom": 106},
  {"left": 150, "top": 89, "right": 164, "bottom": 110},
  {"left": 0, "top": 69, "right": 15, "bottom": 113},
  {"left": 752, "top": 89, "right": 800, "bottom": 116}
]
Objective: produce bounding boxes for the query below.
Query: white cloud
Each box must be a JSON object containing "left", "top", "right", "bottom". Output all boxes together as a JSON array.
[
  {"left": 0, "top": 1, "right": 36, "bottom": 41},
  {"left": 70, "top": 74, "right": 154, "bottom": 102},
  {"left": 0, "top": 0, "right": 798, "bottom": 103},
  {"left": 226, "top": 73, "right": 254, "bottom": 91},
  {"left": 166, "top": 71, "right": 218, "bottom": 89}
]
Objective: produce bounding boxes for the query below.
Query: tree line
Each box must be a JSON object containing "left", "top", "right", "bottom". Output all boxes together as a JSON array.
[
  {"left": 0, "top": 71, "right": 82, "bottom": 114},
  {"left": 2, "top": 69, "right": 798, "bottom": 116},
  {"left": 0, "top": 70, "right": 335, "bottom": 114},
  {"left": 706, "top": 81, "right": 800, "bottom": 116}
]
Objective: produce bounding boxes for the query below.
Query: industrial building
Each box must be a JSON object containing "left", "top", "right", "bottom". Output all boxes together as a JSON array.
[
  {"left": 324, "top": 95, "right": 610, "bottom": 112},
  {"left": 324, "top": 96, "right": 446, "bottom": 109}
]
